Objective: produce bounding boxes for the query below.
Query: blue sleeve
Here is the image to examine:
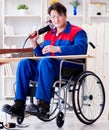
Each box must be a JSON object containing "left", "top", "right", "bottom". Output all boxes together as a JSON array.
[
  {"left": 33, "top": 45, "right": 43, "bottom": 56},
  {"left": 60, "top": 30, "right": 88, "bottom": 55}
]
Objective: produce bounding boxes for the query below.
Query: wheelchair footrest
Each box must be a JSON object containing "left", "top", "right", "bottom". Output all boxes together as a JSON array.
[
  {"left": 26, "top": 103, "right": 39, "bottom": 116},
  {"left": 25, "top": 103, "right": 49, "bottom": 119}
]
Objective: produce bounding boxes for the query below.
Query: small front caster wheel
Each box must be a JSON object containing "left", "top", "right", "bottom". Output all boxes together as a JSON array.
[
  {"left": 56, "top": 111, "right": 64, "bottom": 128},
  {"left": 17, "top": 117, "right": 24, "bottom": 124}
]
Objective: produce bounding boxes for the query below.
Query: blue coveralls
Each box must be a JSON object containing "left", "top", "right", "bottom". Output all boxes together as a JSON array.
[{"left": 15, "top": 22, "right": 88, "bottom": 103}]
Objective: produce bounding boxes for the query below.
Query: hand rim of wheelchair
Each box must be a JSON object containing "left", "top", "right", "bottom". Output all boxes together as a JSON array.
[{"left": 72, "top": 71, "right": 105, "bottom": 125}]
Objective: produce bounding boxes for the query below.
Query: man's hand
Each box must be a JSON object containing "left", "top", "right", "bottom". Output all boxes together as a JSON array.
[
  {"left": 29, "top": 31, "right": 39, "bottom": 49},
  {"left": 42, "top": 45, "right": 61, "bottom": 54}
]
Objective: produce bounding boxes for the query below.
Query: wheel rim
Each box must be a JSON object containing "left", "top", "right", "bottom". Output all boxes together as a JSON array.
[{"left": 73, "top": 71, "right": 105, "bottom": 124}]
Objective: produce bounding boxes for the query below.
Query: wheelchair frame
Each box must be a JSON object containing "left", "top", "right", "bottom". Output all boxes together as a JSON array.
[
  {"left": 17, "top": 43, "right": 105, "bottom": 128},
  {"left": 16, "top": 56, "right": 105, "bottom": 128}
]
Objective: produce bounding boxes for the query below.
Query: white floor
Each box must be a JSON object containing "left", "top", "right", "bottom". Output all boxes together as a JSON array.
[{"left": 0, "top": 99, "right": 109, "bottom": 130}]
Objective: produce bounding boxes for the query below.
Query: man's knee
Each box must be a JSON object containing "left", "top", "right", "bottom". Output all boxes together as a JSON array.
[
  {"left": 39, "top": 58, "right": 51, "bottom": 66},
  {"left": 18, "top": 59, "right": 31, "bottom": 68},
  {"left": 37, "top": 58, "right": 53, "bottom": 71}
]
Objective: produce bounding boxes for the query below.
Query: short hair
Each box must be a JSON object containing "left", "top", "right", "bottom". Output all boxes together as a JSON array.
[{"left": 48, "top": 2, "right": 67, "bottom": 15}]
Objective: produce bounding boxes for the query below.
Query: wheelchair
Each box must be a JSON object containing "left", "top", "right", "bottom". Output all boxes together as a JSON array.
[{"left": 17, "top": 42, "right": 105, "bottom": 128}]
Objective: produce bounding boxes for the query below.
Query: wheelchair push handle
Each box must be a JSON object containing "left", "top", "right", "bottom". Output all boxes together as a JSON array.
[{"left": 88, "top": 42, "right": 96, "bottom": 49}]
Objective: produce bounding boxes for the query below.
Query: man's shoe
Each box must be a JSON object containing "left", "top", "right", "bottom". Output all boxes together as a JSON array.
[
  {"left": 26, "top": 100, "right": 50, "bottom": 117},
  {"left": 2, "top": 104, "right": 12, "bottom": 115},
  {"left": 2, "top": 100, "right": 25, "bottom": 119},
  {"left": 37, "top": 100, "right": 50, "bottom": 116},
  {"left": 25, "top": 103, "right": 39, "bottom": 116}
]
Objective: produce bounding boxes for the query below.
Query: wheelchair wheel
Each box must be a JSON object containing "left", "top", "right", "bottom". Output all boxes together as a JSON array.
[
  {"left": 72, "top": 71, "right": 105, "bottom": 125},
  {"left": 17, "top": 117, "right": 24, "bottom": 124},
  {"left": 56, "top": 111, "right": 64, "bottom": 128}
]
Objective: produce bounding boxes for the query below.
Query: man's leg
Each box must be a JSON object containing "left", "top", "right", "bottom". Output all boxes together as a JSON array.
[
  {"left": 15, "top": 59, "right": 38, "bottom": 101},
  {"left": 35, "top": 58, "right": 60, "bottom": 114},
  {"left": 2, "top": 59, "right": 38, "bottom": 118}
]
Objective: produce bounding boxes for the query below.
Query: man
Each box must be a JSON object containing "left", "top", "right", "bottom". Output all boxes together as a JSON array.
[{"left": 2, "top": 2, "right": 87, "bottom": 119}]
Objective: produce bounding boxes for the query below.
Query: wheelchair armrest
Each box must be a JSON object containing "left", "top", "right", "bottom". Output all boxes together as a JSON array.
[
  {"left": 59, "top": 58, "right": 86, "bottom": 70},
  {"left": 59, "top": 58, "right": 86, "bottom": 79},
  {"left": 65, "top": 58, "right": 86, "bottom": 64}
]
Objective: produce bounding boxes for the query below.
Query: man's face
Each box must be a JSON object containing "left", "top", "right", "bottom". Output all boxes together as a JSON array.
[{"left": 50, "top": 10, "right": 67, "bottom": 28}]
